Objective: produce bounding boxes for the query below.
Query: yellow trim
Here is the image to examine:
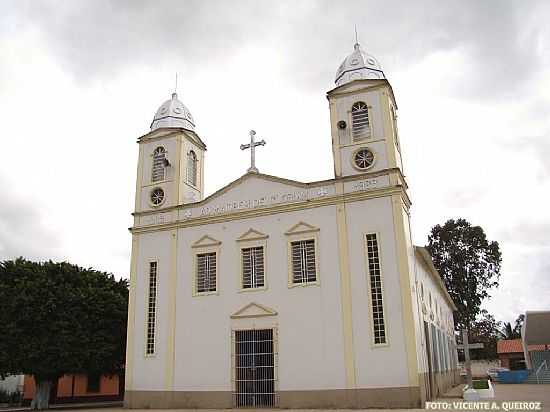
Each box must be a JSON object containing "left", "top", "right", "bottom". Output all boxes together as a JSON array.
[
  {"left": 236, "top": 228, "right": 269, "bottom": 242},
  {"left": 144, "top": 258, "right": 159, "bottom": 358},
  {"left": 379, "top": 91, "right": 399, "bottom": 186},
  {"left": 363, "top": 232, "right": 390, "bottom": 348},
  {"left": 165, "top": 230, "right": 178, "bottom": 390},
  {"left": 174, "top": 137, "right": 182, "bottom": 204},
  {"left": 284, "top": 221, "right": 320, "bottom": 236},
  {"left": 230, "top": 302, "right": 277, "bottom": 319},
  {"left": 132, "top": 185, "right": 409, "bottom": 235},
  {"left": 391, "top": 194, "right": 419, "bottom": 386},
  {"left": 286, "top": 232, "right": 321, "bottom": 289},
  {"left": 335, "top": 182, "right": 356, "bottom": 388},
  {"left": 134, "top": 146, "right": 144, "bottom": 214},
  {"left": 124, "top": 235, "right": 139, "bottom": 390},
  {"left": 192, "top": 245, "right": 220, "bottom": 297},
  {"left": 339, "top": 137, "right": 386, "bottom": 148},
  {"left": 134, "top": 167, "right": 406, "bottom": 217},
  {"left": 191, "top": 234, "right": 222, "bottom": 248},
  {"left": 237, "top": 237, "right": 268, "bottom": 292},
  {"left": 329, "top": 100, "right": 343, "bottom": 177}
]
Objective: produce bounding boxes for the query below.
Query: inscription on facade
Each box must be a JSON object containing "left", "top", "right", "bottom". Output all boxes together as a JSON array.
[{"left": 199, "top": 187, "right": 332, "bottom": 217}]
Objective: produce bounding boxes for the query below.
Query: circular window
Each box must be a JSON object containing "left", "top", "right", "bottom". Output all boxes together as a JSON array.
[
  {"left": 150, "top": 187, "right": 165, "bottom": 206},
  {"left": 353, "top": 148, "right": 375, "bottom": 170}
]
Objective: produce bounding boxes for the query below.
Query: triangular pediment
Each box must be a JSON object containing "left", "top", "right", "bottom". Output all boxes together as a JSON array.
[
  {"left": 237, "top": 228, "right": 269, "bottom": 242},
  {"left": 285, "top": 221, "right": 320, "bottom": 235},
  {"left": 192, "top": 234, "right": 221, "bottom": 248},
  {"left": 231, "top": 302, "right": 278, "bottom": 319}
]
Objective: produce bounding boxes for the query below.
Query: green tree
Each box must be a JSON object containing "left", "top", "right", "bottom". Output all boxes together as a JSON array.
[
  {"left": 426, "top": 218, "right": 502, "bottom": 332},
  {"left": 469, "top": 310, "right": 502, "bottom": 360},
  {"left": 500, "top": 322, "right": 520, "bottom": 339},
  {"left": 0, "top": 258, "right": 128, "bottom": 410}
]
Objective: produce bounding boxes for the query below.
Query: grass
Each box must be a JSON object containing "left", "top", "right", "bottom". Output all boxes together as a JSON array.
[{"left": 472, "top": 379, "right": 490, "bottom": 389}]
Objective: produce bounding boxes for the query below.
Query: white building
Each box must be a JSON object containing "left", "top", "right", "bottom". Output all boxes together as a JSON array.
[{"left": 124, "top": 42, "right": 459, "bottom": 409}]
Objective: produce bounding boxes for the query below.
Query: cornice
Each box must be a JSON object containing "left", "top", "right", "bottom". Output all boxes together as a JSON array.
[
  {"left": 132, "top": 167, "right": 409, "bottom": 218},
  {"left": 130, "top": 185, "right": 407, "bottom": 234}
]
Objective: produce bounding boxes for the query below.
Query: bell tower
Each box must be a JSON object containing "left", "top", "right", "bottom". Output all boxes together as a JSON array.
[
  {"left": 133, "top": 92, "right": 206, "bottom": 215},
  {"left": 327, "top": 42, "right": 403, "bottom": 180}
]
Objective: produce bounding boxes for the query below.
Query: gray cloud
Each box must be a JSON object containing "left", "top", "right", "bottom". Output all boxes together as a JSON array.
[
  {"left": 3, "top": 0, "right": 548, "bottom": 100},
  {"left": 0, "top": 178, "right": 61, "bottom": 261}
]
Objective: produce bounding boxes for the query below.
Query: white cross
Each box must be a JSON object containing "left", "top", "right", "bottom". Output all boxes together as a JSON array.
[{"left": 240, "top": 130, "right": 266, "bottom": 173}]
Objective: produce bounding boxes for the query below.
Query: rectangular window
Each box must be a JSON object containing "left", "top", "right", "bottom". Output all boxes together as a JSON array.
[
  {"left": 196, "top": 252, "right": 217, "bottom": 293},
  {"left": 366, "top": 233, "right": 387, "bottom": 345},
  {"left": 290, "top": 239, "right": 317, "bottom": 284},
  {"left": 242, "top": 246, "right": 265, "bottom": 289},
  {"left": 146, "top": 261, "right": 158, "bottom": 355}
]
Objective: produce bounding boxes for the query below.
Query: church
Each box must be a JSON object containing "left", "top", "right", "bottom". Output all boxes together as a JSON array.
[{"left": 124, "top": 41, "right": 459, "bottom": 409}]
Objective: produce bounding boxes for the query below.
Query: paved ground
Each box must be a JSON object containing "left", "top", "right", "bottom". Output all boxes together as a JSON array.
[{"left": 2, "top": 384, "right": 548, "bottom": 412}]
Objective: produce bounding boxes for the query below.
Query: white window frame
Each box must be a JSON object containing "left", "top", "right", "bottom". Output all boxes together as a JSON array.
[
  {"left": 285, "top": 223, "right": 320, "bottom": 288},
  {"left": 364, "top": 232, "right": 389, "bottom": 347},
  {"left": 144, "top": 259, "right": 159, "bottom": 357}
]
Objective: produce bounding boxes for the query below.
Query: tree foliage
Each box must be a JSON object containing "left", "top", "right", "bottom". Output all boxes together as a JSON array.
[
  {"left": 0, "top": 258, "right": 128, "bottom": 409},
  {"left": 469, "top": 310, "right": 502, "bottom": 360},
  {"left": 426, "top": 218, "right": 502, "bottom": 332}
]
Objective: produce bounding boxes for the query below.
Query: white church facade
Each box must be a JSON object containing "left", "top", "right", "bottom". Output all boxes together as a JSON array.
[{"left": 124, "top": 42, "right": 459, "bottom": 409}]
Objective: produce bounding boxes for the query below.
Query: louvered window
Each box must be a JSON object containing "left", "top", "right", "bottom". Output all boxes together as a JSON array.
[
  {"left": 366, "top": 233, "right": 386, "bottom": 344},
  {"left": 146, "top": 261, "right": 158, "bottom": 355},
  {"left": 242, "top": 246, "right": 265, "bottom": 289},
  {"left": 351, "top": 101, "right": 370, "bottom": 141},
  {"left": 187, "top": 150, "right": 198, "bottom": 186},
  {"left": 290, "top": 239, "right": 317, "bottom": 284},
  {"left": 152, "top": 147, "right": 166, "bottom": 182},
  {"left": 196, "top": 252, "right": 217, "bottom": 293}
]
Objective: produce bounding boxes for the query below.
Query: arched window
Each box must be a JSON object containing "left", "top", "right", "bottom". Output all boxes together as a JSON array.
[
  {"left": 187, "top": 150, "right": 198, "bottom": 186},
  {"left": 351, "top": 101, "right": 370, "bottom": 141},
  {"left": 152, "top": 147, "right": 166, "bottom": 182}
]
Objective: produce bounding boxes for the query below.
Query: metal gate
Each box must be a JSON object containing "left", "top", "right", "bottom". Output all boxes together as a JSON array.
[{"left": 233, "top": 328, "right": 277, "bottom": 408}]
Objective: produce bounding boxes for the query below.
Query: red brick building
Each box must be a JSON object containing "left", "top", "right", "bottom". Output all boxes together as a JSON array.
[
  {"left": 23, "top": 373, "right": 123, "bottom": 405},
  {"left": 497, "top": 339, "right": 548, "bottom": 370}
]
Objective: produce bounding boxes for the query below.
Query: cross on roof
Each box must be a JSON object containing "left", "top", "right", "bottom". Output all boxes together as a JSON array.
[{"left": 240, "top": 130, "right": 266, "bottom": 173}]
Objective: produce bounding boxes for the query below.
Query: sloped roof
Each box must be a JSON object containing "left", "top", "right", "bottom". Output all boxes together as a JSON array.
[{"left": 497, "top": 338, "right": 548, "bottom": 354}]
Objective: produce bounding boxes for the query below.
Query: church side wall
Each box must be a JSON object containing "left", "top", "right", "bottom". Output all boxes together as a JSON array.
[{"left": 413, "top": 254, "right": 459, "bottom": 401}]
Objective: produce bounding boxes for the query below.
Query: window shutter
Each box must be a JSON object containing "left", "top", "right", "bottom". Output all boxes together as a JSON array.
[
  {"left": 152, "top": 147, "right": 166, "bottom": 182},
  {"left": 242, "top": 246, "right": 265, "bottom": 289},
  {"left": 196, "top": 252, "right": 216, "bottom": 293},
  {"left": 187, "top": 151, "right": 198, "bottom": 186},
  {"left": 291, "top": 239, "right": 317, "bottom": 284},
  {"left": 351, "top": 102, "right": 370, "bottom": 141}
]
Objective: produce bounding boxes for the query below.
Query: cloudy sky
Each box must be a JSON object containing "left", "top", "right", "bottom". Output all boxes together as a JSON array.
[{"left": 1, "top": 0, "right": 548, "bottom": 325}]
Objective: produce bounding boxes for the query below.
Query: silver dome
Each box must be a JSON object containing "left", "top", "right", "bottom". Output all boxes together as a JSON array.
[
  {"left": 335, "top": 43, "right": 385, "bottom": 87},
  {"left": 150, "top": 92, "right": 195, "bottom": 131}
]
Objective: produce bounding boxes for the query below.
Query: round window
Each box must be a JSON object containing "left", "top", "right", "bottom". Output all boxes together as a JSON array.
[
  {"left": 353, "top": 148, "right": 375, "bottom": 170},
  {"left": 150, "top": 187, "right": 165, "bottom": 206}
]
